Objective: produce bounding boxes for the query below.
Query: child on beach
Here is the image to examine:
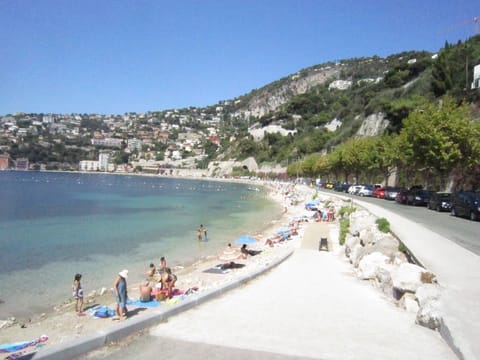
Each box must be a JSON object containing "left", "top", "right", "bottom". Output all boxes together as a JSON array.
[{"left": 72, "top": 273, "right": 84, "bottom": 315}]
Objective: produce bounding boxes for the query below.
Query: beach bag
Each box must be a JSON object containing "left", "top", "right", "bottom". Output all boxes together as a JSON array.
[{"left": 155, "top": 292, "right": 166, "bottom": 301}]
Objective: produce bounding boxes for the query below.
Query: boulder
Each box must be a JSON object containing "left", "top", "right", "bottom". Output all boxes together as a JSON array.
[
  {"left": 345, "top": 235, "right": 361, "bottom": 257},
  {"left": 391, "top": 251, "right": 408, "bottom": 265},
  {"left": 349, "top": 243, "right": 365, "bottom": 267},
  {"left": 349, "top": 211, "right": 376, "bottom": 234},
  {"left": 375, "top": 267, "right": 393, "bottom": 295},
  {"left": 416, "top": 284, "right": 442, "bottom": 307},
  {"left": 392, "top": 263, "right": 425, "bottom": 293},
  {"left": 399, "top": 293, "right": 420, "bottom": 313},
  {"left": 356, "top": 252, "right": 390, "bottom": 280},
  {"left": 416, "top": 300, "right": 441, "bottom": 330}
]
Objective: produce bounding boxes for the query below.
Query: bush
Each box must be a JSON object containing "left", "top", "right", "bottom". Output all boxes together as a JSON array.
[
  {"left": 376, "top": 218, "right": 390, "bottom": 233},
  {"left": 339, "top": 218, "right": 350, "bottom": 245},
  {"left": 338, "top": 206, "right": 356, "bottom": 218}
]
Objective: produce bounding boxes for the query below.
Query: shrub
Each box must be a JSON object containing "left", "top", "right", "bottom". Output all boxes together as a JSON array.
[
  {"left": 339, "top": 218, "right": 350, "bottom": 245},
  {"left": 376, "top": 218, "right": 390, "bottom": 233},
  {"left": 338, "top": 205, "right": 356, "bottom": 218}
]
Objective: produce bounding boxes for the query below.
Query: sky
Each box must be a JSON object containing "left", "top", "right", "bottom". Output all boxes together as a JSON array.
[{"left": 0, "top": 0, "right": 478, "bottom": 115}]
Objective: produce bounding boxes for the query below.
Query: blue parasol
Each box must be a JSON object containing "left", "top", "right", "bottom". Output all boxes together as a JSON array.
[
  {"left": 235, "top": 235, "right": 257, "bottom": 245},
  {"left": 276, "top": 227, "right": 291, "bottom": 234}
]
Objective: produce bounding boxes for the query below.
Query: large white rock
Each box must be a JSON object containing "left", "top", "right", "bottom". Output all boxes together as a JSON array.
[
  {"left": 349, "top": 243, "right": 364, "bottom": 266},
  {"left": 415, "top": 284, "right": 443, "bottom": 330},
  {"left": 416, "top": 300, "right": 442, "bottom": 330},
  {"left": 375, "top": 267, "right": 393, "bottom": 295},
  {"left": 392, "top": 263, "right": 425, "bottom": 293},
  {"left": 344, "top": 234, "right": 360, "bottom": 257},
  {"left": 356, "top": 252, "right": 390, "bottom": 280},
  {"left": 399, "top": 293, "right": 420, "bottom": 313},
  {"left": 416, "top": 284, "right": 443, "bottom": 307},
  {"left": 350, "top": 211, "right": 376, "bottom": 234}
]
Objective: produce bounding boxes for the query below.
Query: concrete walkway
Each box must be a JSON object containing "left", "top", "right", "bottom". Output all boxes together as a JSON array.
[{"left": 95, "top": 221, "right": 456, "bottom": 360}]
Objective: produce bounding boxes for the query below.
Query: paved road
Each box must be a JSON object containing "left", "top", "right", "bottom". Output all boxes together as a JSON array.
[{"left": 336, "top": 192, "right": 480, "bottom": 255}]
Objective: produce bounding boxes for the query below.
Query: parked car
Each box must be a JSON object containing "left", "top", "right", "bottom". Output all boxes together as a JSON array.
[
  {"left": 373, "top": 187, "right": 387, "bottom": 199},
  {"left": 325, "top": 182, "right": 335, "bottom": 189},
  {"left": 395, "top": 189, "right": 410, "bottom": 204},
  {"left": 334, "top": 183, "right": 350, "bottom": 192},
  {"left": 384, "top": 187, "right": 401, "bottom": 200},
  {"left": 347, "top": 185, "right": 362, "bottom": 195},
  {"left": 407, "top": 189, "right": 431, "bottom": 206},
  {"left": 427, "top": 192, "right": 452, "bottom": 212},
  {"left": 357, "top": 185, "right": 374, "bottom": 197},
  {"left": 451, "top": 192, "right": 480, "bottom": 221}
]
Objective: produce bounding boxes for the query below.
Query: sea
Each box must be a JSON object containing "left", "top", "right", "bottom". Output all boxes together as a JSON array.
[{"left": 0, "top": 171, "right": 281, "bottom": 319}]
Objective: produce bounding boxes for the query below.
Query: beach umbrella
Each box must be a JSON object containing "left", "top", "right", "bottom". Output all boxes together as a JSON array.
[
  {"left": 235, "top": 235, "right": 257, "bottom": 245},
  {"left": 276, "top": 227, "right": 291, "bottom": 234}
]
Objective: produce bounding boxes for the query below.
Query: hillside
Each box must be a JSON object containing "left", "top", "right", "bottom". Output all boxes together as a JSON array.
[{"left": 216, "top": 37, "right": 480, "bottom": 168}]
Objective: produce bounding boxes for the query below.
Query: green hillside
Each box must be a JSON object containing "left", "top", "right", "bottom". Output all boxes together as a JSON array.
[{"left": 220, "top": 36, "right": 480, "bottom": 190}]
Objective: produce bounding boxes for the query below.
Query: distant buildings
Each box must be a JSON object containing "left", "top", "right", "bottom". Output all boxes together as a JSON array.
[
  {"left": 0, "top": 154, "right": 13, "bottom": 170},
  {"left": 15, "top": 158, "right": 29, "bottom": 170}
]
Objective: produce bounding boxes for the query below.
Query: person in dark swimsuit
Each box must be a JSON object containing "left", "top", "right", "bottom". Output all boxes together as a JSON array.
[
  {"left": 72, "top": 273, "right": 84, "bottom": 315},
  {"left": 161, "top": 268, "right": 177, "bottom": 299}
]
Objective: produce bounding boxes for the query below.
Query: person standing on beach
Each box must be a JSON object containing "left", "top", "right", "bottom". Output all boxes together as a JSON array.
[
  {"left": 72, "top": 273, "right": 84, "bottom": 315},
  {"left": 197, "top": 225, "right": 204, "bottom": 241},
  {"left": 114, "top": 269, "right": 128, "bottom": 320}
]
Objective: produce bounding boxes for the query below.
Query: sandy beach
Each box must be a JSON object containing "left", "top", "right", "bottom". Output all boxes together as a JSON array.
[{"left": 0, "top": 180, "right": 314, "bottom": 359}]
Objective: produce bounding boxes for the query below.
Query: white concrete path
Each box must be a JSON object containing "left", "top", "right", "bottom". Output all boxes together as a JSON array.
[{"left": 136, "top": 223, "right": 456, "bottom": 360}]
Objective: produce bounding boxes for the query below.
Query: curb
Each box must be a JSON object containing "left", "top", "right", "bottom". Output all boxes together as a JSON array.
[{"left": 24, "top": 249, "right": 294, "bottom": 360}]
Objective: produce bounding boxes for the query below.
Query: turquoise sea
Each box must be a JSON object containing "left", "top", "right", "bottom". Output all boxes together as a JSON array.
[{"left": 0, "top": 171, "right": 281, "bottom": 319}]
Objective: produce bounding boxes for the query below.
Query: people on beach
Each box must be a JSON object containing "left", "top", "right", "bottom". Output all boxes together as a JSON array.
[
  {"left": 197, "top": 224, "right": 204, "bottom": 241},
  {"left": 139, "top": 281, "right": 153, "bottom": 302},
  {"left": 219, "top": 243, "right": 242, "bottom": 261},
  {"left": 161, "top": 268, "right": 177, "bottom": 299},
  {"left": 146, "top": 263, "right": 156, "bottom": 278},
  {"left": 114, "top": 269, "right": 128, "bottom": 320},
  {"left": 241, "top": 244, "right": 262, "bottom": 258},
  {"left": 72, "top": 273, "right": 84, "bottom": 315},
  {"left": 160, "top": 256, "right": 167, "bottom": 273}
]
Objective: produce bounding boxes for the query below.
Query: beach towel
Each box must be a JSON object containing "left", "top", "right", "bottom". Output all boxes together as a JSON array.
[
  {"left": 0, "top": 335, "right": 48, "bottom": 354},
  {"left": 203, "top": 267, "right": 231, "bottom": 274},
  {"left": 87, "top": 305, "right": 116, "bottom": 319},
  {"left": 127, "top": 299, "right": 160, "bottom": 308},
  {"left": 151, "top": 288, "right": 185, "bottom": 297},
  {"left": 203, "top": 262, "right": 245, "bottom": 274}
]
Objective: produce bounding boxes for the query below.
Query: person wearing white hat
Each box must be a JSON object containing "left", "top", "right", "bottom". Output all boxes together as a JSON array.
[{"left": 113, "top": 269, "right": 128, "bottom": 320}]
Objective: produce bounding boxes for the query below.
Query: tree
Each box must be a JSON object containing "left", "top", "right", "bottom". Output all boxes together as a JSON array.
[{"left": 397, "top": 97, "right": 479, "bottom": 189}]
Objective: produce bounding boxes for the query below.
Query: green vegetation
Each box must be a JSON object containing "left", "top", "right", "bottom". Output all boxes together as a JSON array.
[
  {"left": 339, "top": 218, "right": 350, "bottom": 246},
  {"left": 376, "top": 218, "right": 391, "bottom": 233},
  {"left": 338, "top": 205, "right": 356, "bottom": 218}
]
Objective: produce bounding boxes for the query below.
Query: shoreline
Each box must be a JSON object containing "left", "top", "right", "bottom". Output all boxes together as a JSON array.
[
  {"left": 0, "top": 171, "right": 285, "bottom": 320},
  {"left": 0, "top": 179, "right": 314, "bottom": 358}
]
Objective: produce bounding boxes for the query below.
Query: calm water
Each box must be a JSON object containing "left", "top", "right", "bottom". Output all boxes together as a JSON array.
[{"left": 0, "top": 171, "right": 280, "bottom": 318}]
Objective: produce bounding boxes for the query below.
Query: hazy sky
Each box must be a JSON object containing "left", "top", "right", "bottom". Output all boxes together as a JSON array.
[{"left": 0, "top": 0, "right": 478, "bottom": 115}]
